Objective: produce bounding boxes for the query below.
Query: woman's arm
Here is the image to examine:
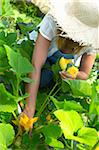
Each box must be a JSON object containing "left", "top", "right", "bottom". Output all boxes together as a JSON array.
[
  {"left": 76, "top": 53, "right": 96, "bottom": 80},
  {"left": 24, "top": 33, "right": 51, "bottom": 118}
]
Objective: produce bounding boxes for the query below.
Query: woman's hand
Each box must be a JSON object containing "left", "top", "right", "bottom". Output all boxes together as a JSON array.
[
  {"left": 18, "top": 103, "right": 36, "bottom": 136},
  {"left": 23, "top": 104, "right": 35, "bottom": 119},
  {"left": 59, "top": 71, "right": 76, "bottom": 80}
]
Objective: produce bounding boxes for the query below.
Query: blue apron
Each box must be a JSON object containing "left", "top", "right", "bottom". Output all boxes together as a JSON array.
[{"left": 40, "top": 50, "right": 74, "bottom": 88}]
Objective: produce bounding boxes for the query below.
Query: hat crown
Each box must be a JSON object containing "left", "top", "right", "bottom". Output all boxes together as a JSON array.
[
  {"left": 72, "top": 0, "right": 99, "bottom": 27},
  {"left": 49, "top": 0, "right": 99, "bottom": 49}
]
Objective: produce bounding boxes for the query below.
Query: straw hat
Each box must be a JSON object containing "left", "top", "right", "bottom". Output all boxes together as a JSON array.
[{"left": 49, "top": 0, "right": 99, "bottom": 50}]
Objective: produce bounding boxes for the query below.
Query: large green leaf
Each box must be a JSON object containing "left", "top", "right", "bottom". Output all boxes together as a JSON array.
[
  {"left": 54, "top": 110, "right": 98, "bottom": 147},
  {"left": 63, "top": 80, "right": 92, "bottom": 97},
  {"left": 42, "top": 124, "right": 62, "bottom": 138},
  {"left": 50, "top": 96, "right": 84, "bottom": 112},
  {"left": 76, "top": 127, "right": 98, "bottom": 147},
  {"left": 64, "top": 100, "right": 84, "bottom": 112},
  {"left": 22, "top": 132, "right": 40, "bottom": 150},
  {"left": 0, "top": 84, "right": 17, "bottom": 112},
  {"left": 0, "top": 123, "right": 15, "bottom": 147},
  {"left": 4, "top": 45, "right": 34, "bottom": 76},
  {"left": 0, "top": 132, "right": 7, "bottom": 150},
  {"left": 42, "top": 124, "right": 64, "bottom": 148},
  {"left": 54, "top": 110, "right": 83, "bottom": 139}
]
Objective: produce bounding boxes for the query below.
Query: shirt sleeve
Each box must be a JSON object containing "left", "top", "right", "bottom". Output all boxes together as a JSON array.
[
  {"left": 77, "top": 46, "right": 96, "bottom": 58},
  {"left": 39, "top": 14, "right": 57, "bottom": 41},
  {"left": 85, "top": 47, "right": 96, "bottom": 55}
]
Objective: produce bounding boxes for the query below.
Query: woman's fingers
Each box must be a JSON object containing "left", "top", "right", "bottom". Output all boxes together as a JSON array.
[
  {"left": 59, "top": 71, "right": 67, "bottom": 79},
  {"left": 59, "top": 71, "right": 75, "bottom": 79}
]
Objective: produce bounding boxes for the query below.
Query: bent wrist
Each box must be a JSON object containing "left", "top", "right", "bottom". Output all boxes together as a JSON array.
[{"left": 76, "top": 71, "right": 88, "bottom": 80}]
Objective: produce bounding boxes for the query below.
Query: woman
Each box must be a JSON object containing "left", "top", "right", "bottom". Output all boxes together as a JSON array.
[{"left": 22, "top": 0, "right": 98, "bottom": 119}]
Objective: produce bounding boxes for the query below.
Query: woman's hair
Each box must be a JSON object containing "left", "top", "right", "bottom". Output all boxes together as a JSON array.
[{"left": 56, "top": 30, "right": 83, "bottom": 54}]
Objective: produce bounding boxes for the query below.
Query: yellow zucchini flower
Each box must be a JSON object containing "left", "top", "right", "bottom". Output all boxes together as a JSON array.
[
  {"left": 67, "top": 66, "right": 78, "bottom": 78},
  {"left": 59, "top": 57, "right": 72, "bottom": 71},
  {"left": 19, "top": 113, "right": 38, "bottom": 131},
  {"left": 65, "top": 59, "right": 72, "bottom": 64},
  {"left": 95, "top": 146, "right": 99, "bottom": 150}
]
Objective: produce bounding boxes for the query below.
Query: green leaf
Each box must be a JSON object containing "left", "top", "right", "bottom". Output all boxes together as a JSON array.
[
  {"left": 22, "top": 132, "right": 41, "bottom": 150},
  {"left": 45, "top": 137, "right": 64, "bottom": 148},
  {"left": 17, "top": 23, "right": 35, "bottom": 34},
  {"left": 54, "top": 110, "right": 98, "bottom": 147},
  {"left": 4, "top": 45, "right": 34, "bottom": 76},
  {"left": 0, "top": 46, "right": 7, "bottom": 59},
  {"left": 77, "top": 127, "right": 98, "bottom": 147},
  {"left": 52, "top": 60, "right": 60, "bottom": 81},
  {"left": 0, "top": 31, "right": 5, "bottom": 41},
  {"left": 17, "top": 93, "right": 29, "bottom": 102},
  {"left": 2, "top": 0, "right": 13, "bottom": 16},
  {"left": 50, "top": 96, "right": 64, "bottom": 110},
  {"left": 64, "top": 80, "right": 92, "bottom": 97},
  {"left": 21, "top": 77, "right": 34, "bottom": 83},
  {"left": 0, "top": 1, "right": 2, "bottom": 16},
  {"left": 96, "top": 105, "right": 99, "bottom": 115},
  {"left": 42, "top": 124, "right": 64, "bottom": 148},
  {"left": 5, "top": 33, "right": 17, "bottom": 46},
  {"left": 0, "top": 45, "right": 9, "bottom": 72},
  {"left": 42, "top": 124, "right": 62, "bottom": 138},
  {"left": 54, "top": 110, "right": 83, "bottom": 139},
  {"left": 0, "top": 132, "right": 7, "bottom": 150},
  {"left": 64, "top": 100, "right": 84, "bottom": 112},
  {"left": 0, "top": 123, "right": 15, "bottom": 147},
  {"left": 0, "top": 40, "right": 6, "bottom": 46},
  {"left": 0, "top": 84, "right": 17, "bottom": 112},
  {"left": 61, "top": 80, "right": 71, "bottom": 93},
  {"left": 50, "top": 96, "right": 84, "bottom": 112},
  {"left": 18, "top": 40, "right": 34, "bottom": 60},
  {"left": 89, "top": 84, "right": 99, "bottom": 115},
  {"left": 0, "top": 58, "right": 10, "bottom": 72}
]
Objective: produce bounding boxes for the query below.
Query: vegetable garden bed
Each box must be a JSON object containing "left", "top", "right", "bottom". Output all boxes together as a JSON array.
[{"left": 0, "top": 1, "right": 99, "bottom": 150}]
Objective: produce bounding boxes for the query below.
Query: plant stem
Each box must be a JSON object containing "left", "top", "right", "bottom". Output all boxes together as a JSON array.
[
  {"left": 52, "top": 87, "right": 61, "bottom": 97},
  {"left": 19, "top": 88, "right": 23, "bottom": 96},
  {"left": 16, "top": 75, "right": 20, "bottom": 97},
  {"left": 62, "top": 138, "right": 72, "bottom": 150},
  {"left": 34, "top": 125, "right": 44, "bottom": 132},
  {"left": 71, "top": 140, "right": 74, "bottom": 150},
  {"left": 37, "top": 82, "right": 58, "bottom": 116},
  {"left": 12, "top": 111, "right": 19, "bottom": 122}
]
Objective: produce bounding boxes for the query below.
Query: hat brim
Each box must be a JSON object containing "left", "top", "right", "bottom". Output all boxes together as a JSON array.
[{"left": 49, "top": 0, "right": 99, "bottom": 49}]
